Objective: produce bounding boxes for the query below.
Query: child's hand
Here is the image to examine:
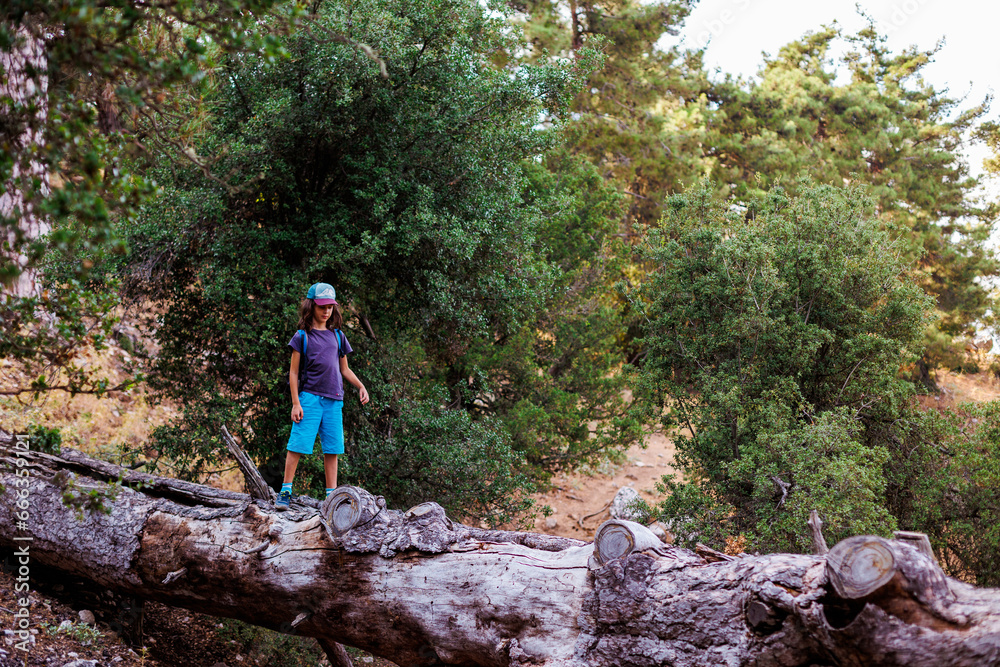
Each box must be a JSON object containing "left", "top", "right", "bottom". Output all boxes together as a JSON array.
[
  {"left": 359, "top": 385, "right": 370, "bottom": 405},
  {"left": 291, "top": 404, "right": 304, "bottom": 422}
]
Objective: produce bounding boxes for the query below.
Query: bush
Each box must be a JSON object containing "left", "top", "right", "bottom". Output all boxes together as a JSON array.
[
  {"left": 890, "top": 401, "right": 1000, "bottom": 585},
  {"left": 633, "top": 182, "right": 931, "bottom": 553},
  {"left": 344, "top": 387, "right": 536, "bottom": 527}
]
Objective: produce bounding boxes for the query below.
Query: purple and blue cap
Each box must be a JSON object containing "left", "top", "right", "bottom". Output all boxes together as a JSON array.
[{"left": 307, "top": 282, "right": 337, "bottom": 305}]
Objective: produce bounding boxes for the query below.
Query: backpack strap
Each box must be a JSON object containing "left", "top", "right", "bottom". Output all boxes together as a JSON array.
[
  {"left": 298, "top": 330, "right": 308, "bottom": 383},
  {"left": 335, "top": 328, "right": 346, "bottom": 358}
]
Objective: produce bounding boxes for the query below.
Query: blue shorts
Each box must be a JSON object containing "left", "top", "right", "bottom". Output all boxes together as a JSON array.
[{"left": 287, "top": 392, "right": 344, "bottom": 455}]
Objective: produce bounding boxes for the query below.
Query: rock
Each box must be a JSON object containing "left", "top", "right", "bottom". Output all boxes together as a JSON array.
[
  {"left": 544, "top": 517, "right": 558, "bottom": 530},
  {"left": 67, "top": 652, "right": 78, "bottom": 658},
  {"left": 78, "top": 610, "right": 95, "bottom": 626},
  {"left": 610, "top": 486, "right": 644, "bottom": 522},
  {"left": 63, "top": 661, "right": 98, "bottom": 667}
]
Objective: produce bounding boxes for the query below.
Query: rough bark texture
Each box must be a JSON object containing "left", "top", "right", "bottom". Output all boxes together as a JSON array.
[
  {"left": 0, "top": 25, "right": 49, "bottom": 297},
  {"left": 2, "top": 438, "right": 1000, "bottom": 667}
]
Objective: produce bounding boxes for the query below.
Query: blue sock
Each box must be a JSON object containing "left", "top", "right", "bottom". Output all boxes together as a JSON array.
[
  {"left": 326, "top": 488, "right": 335, "bottom": 498},
  {"left": 281, "top": 483, "right": 292, "bottom": 494}
]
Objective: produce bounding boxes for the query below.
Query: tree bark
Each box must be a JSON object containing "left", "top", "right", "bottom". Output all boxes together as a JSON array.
[
  {"left": 0, "top": 24, "right": 49, "bottom": 297},
  {"left": 2, "top": 438, "right": 1000, "bottom": 666}
]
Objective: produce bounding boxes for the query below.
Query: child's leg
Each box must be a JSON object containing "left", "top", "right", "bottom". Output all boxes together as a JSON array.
[
  {"left": 284, "top": 391, "right": 321, "bottom": 489},
  {"left": 283, "top": 451, "right": 302, "bottom": 485},
  {"left": 324, "top": 453, "right": 338, "bottom": 490},
  {"left": 318, "top": 398, "right": 345, "bottom": 495}
]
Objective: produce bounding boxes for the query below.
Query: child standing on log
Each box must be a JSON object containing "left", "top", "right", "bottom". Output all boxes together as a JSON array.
[{"left": 275, "top": 283, "right": 369, "bottom": 510}]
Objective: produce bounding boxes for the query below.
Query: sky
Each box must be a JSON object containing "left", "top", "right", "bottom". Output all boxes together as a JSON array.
[{"left": 660, "top": 0, "right": 1000, "bottom": 177}]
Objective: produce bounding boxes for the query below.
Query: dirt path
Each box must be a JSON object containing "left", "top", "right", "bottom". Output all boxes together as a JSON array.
[{"left": 530, "top": 431, "right": 677, "bottom": 541}]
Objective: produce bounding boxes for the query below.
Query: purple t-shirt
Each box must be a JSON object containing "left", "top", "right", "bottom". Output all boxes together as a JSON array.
[{"left": 289, "top": 328, "right": 354, "bottom": 400}]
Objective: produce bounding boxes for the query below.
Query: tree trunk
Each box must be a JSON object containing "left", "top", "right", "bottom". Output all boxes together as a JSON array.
[
  {"left": 0, "top": 24, "right": 49, "bottom": 297},
  {"left": 2, "top": 436, "right": 1000, "bottom": 667}
]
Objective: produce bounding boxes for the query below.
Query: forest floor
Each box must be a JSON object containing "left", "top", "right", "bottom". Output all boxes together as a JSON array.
[{"left": 2, "top": 339, "right": 999, "bottom": 666}]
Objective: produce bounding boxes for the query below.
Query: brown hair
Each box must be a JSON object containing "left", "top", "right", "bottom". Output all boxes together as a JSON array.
[{"left": 296, "top": 299, "right": 344, "bottom": 332}]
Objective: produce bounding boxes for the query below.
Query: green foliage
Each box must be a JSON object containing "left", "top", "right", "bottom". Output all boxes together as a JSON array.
[
  {"left": 516, "top": 10, "right": 997, "bottom": 370},
  {"left": 514, "top": 0, "right": 703, "bottom": 226},
  {"left": 634, "top": 182, "right": 931, "bottom": 553},
  {"left": 345, "top": 385, "right": 536, "bottom": 526},
  {"left": 889, "top": 402, "right": 1000, "bottom": 585},
  {"left": 53, "top": 468, "right": 120, "bottom": 519},
  {"left": 119, "top": 0, "right": 627, "bottom": 520},
  {"left": 1, "top": 0, "right": 287, "bottom": 395},
  {"left": 217, "top": 618, "right": 323, "bottom": 666},
  {"left": 27, "top": 423, "right": 61, "bottom": 455},
  {"left": 704, "top": 26, "right": 998, "bottom": 357},
  {"left": 450, "top": 148, "right": 643, "bottom": 477},
  {"left": 40, "top": 620, "right": 104, "bottom": 644}
]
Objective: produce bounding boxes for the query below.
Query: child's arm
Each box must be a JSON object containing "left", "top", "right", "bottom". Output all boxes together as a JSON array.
[
  {"left": 289, "top": 351, "right": 304, "bottom": 422},
  {"left": 340, "top": 356, "right": 369, "bottom": 405}
]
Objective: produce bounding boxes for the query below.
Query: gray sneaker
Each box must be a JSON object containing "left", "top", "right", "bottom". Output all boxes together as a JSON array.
[{"left": 275, "top": 489, "right": 292, "bottom": 511}]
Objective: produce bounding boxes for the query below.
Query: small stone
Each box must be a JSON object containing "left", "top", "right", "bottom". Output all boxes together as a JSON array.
[
  {"left": 544, "top": 517, "right": 558, "bottom": 530},
  {"left": 611, "top": 486, "right": 644, "bottom": 522},
  {"left": 63, "top": 661, "right": 98, "bottom": 667},
  {"left": 67, "top": 652, "right": 78, "bottom": 658},
  {"left": 78, "top": 610, "right": 96, "bottom": 626},
  {"left": 362, "top": 658, "right": 374, "bottom": 664},
  {"left": 59, "top": 620, "right": 73, "bottom": 630},
  {"left": 633, "top": 459, "right": 646, "bottom": 467},
  {"left": 112, "top": 658, "right": 123, "bottom": 664}
]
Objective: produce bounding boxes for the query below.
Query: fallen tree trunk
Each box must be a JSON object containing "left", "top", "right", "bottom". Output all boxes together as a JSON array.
[{"left": 2, "top": 438, "right": 1000, "bottom": 666}]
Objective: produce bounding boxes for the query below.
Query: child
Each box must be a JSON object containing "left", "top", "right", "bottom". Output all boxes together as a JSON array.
[{"left": 275, "top": 282, "right": 369, "bottom": 510}]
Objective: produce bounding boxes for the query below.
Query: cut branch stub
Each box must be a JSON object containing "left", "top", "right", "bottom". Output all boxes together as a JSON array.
[
  {"left": 893, "top": 530, "right": 936, "bottom": 562},
  {"left": 808, "top": 509, "right": 829, "bottom": 555},
  {"left": 592, "top": 519, "right": 667, "bottom": 566},
  {"left": 222, "top": 424, "right": 273, "bottom": 501},
  {"left": 323, "top": 486, "right": 385, "bottom": 536},
  {"left": 404, "top": 502, "right": 453, "bottom": 530},
  {"left": 826, "top": 535, "right": 897, "bottom": 599}
]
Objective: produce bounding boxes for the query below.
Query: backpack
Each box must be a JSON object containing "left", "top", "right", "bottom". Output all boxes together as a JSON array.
[{"left": 291, "top": 328, "right": 346, "bottom": 388}]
